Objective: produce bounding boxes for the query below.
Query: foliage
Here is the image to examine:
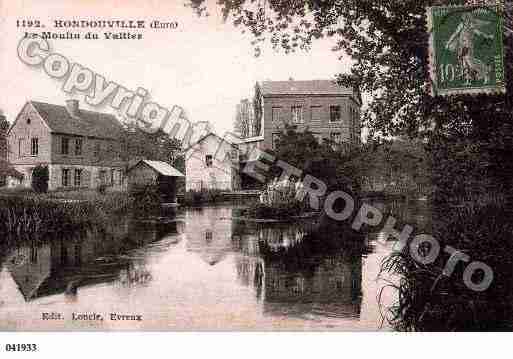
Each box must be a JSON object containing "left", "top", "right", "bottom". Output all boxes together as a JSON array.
[
  {"left": 381, "top": 203, "right": 513, "bottom": 331},
  {"left": 130, "top": 184, "right": 162, "bottom": 215},
  {"left": 253, "top": 83, "right": 263, "bottom": 136},
  {"left": 31, "top": 165, "right": 49, "bottom": 193},
  {"left": 119, "top": 124, "right": 184, "bottom": 172},
  {"left": 233, "top": 98, "right": 255, "bottom": 138},
  {"left": 189, "top": 0, "right": 513, "bottom": 201},
  {"left": 0, "top": 192, "right": 133, "bottom": 240},
  {"left": 180, "top": 189, "right": 225, "bottom": 206},
  {"left": 243, "top": 201, "right": 303, "bottom": 220},
  {"left": 269, "top": 125, "right": 359, "bottom": 192}
]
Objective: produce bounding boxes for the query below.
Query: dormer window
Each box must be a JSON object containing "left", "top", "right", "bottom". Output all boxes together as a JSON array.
[{"left": 26, "top": 118, "right": 31, "bottom": 125}]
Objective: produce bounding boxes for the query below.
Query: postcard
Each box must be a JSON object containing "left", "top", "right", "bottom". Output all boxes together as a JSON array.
[{"left": 0, "top": 0, "right": 512, "bottom": 343}]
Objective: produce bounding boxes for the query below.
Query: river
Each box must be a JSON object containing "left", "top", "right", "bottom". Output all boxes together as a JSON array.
[{"left": 0, "top": 200, "right": 431, "bottom": 331}]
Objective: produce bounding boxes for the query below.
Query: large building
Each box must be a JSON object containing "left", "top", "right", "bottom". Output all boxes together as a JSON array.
[
  {"left": 7, "top": 100, "right": 126, "bottom": 191},
  {"left": 255, "top": 79, "right": 362, "bottom": 149}
]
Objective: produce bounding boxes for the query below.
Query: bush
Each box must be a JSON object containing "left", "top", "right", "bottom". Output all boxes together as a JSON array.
[
  {"left": 31, "top": 165, "right": 49, "bottom": 193},
  {"left": 243, "top": 201, "right": 302, "bottom": 220},
  {"left": 381, "top": 203, "right": 513, "bottom": 331},
  {"left": 180, "top": 189, "right": 224, "bottom": 206}
]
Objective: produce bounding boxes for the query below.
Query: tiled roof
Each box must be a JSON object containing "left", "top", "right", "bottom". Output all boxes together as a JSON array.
[
  {"left": 129, "top": 160, "right": 184, "bottom": 177},
  {"left": 259, "top": 80, "right": 354, "bottom": 96},
  {"left": 30, "top": 101, "right": 124, "bottom": 139}
]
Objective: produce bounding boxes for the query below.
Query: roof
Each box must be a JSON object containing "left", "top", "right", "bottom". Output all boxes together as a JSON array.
[
  {"left": 183, "top": 132, "right": 238, "bottom": 152},
  {"left": 258, "top": 80, "right": 355, "bottom": 97},
  {"left": 128, "top": 160, "right": 184, "bottom": 177},
  {"left": 28, "top": 101, "right": 124, "bottom": 139}
]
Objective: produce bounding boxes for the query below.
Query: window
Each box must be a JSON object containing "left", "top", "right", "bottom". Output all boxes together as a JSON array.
[
  {"left": 205, "top": 230, "right": 213, "bottom": 242},
  {"left": 94, "top": 142, "right": 101, "bottom": 157},
  {"left": 18, "top": 139, "right": 25, "bottom": 157},
  {"left": 74, "top": 169, "right": 82, "bottom": 187},
  {"left": 99, "top": 170, "right": 107, "bottom": 186},
  {"left": 31, "top": 138, "right": 38, "bottom": 156},
  {"left": 330, "top": 105, "right": 341, "bottom": 122},
  {"left": 75, "top": 139, "right": 83, "bottom": 156},
  {"left": 272, "top": 133, "right": 281, "bottom": 149},
  {"left": 61, "top": 138, "right": 69, "bottom": 155},
  {"left": 62, "top": 169, "right": 70, "bottom": 187},
  {"left": 205, "top": 155, "right": 213, "bottom": 167},
  {"left": 110, "top": 169, "right": 115, "bottom": 185},
  {"left": 272, "top": 107, "right": 282, "bottom": 122},
  {"left": 311, "top": 106, "right": 322, "bottom": 122},
  {"left": 118, "top": 170, "right": 123, "bottom": 186},
  {"left": 330, "top": 132, "right": 342, "bottom": 144},
  {"left": 26, "top": 118, "right": 31, "bottom": 125},
  {"left": 291, "top": 106, "right": 303, "bottom": 124}
]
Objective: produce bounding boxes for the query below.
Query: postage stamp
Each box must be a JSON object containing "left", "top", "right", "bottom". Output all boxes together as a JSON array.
[{"left": 427, "top": 4, "right": 506, "bottom": 96}]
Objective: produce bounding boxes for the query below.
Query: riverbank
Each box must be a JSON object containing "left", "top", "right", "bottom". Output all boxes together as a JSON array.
[{"left": 0, "top": 189, "right": 133, "bottom": 240}]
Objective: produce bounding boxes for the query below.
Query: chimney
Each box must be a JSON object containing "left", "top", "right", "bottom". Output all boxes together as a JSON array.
[{"left": 65, "top": 99, "right": 80, "bottom": 117}]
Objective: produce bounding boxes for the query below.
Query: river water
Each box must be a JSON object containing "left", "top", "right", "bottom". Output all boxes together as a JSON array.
[{"left": 0, "top": 201, "right": 431, "bottom": 331}]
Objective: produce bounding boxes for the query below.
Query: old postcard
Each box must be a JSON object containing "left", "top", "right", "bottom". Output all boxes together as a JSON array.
[{"left": 0, "top": 0, "right": 512, "bottom": 346}]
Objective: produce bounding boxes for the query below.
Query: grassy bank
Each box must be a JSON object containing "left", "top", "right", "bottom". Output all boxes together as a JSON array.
[
  {"left": 0, "top": 189, "right": 133, "bottom": 240},
  {"left": 178, "top": 189, "right": 225, "bottom": 207},
  {"left": 380, "top": 201, "right": 513, "bottom": 331}
]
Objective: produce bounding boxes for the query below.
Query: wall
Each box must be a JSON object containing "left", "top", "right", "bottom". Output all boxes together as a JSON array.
[
  {"left": 261, "top": 94, "right": 361, "bottom": 149},
  {"left": 185, "top": 135, "right": 239, "bottom": 191},
  {"left": 51, "top": 134, "right": 124, "bottom": 168},
  {"left": 8, "top": 103, "right": 52, "bottom": 167},
  {"left": 48, "top": 164, "right": 125, "bottom": 191}
]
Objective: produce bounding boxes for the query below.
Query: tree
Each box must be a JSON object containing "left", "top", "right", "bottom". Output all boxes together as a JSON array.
[
  {"left": 119, "top": 121, "right": 184, "bottom": 172},
  {"left": 31, "top": 164, "right": 49, "bottom": 193},
  {"left": 233, "top": 99, "right": 254, "bottom": 138},
  {"left": 0, "top": 111, "right": 9, "bottom": 161},
  {"left": 189, "top": 0, "right": 513, "bottom": 198}
]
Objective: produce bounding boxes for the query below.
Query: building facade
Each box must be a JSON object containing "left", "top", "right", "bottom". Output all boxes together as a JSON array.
[
  {"left": 7, "top": 100, "right": 125, "bottom": 191},
  {"left": 184, "top": 133, "right": 240, "bottom": 191},
  {"left": 256, "top": 80, "right": 362, "bottom": 150}
]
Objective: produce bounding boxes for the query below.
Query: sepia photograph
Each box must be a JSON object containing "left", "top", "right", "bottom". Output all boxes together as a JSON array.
[{"left": 0, "top": 0, "right": 512, "bottom": 355}]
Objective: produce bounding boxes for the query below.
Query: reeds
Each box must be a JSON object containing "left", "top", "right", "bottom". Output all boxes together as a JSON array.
[
  {"left": 0, "top": 193, "right": 133, "bottom": 240},
  {"left": 379, "top": 202, "right": 513, "bottom": 331}
]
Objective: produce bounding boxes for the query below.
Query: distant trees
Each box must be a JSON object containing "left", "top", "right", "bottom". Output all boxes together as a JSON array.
[
  {"left": 119, "top": 121, "right": 184, "bottom": 173},
  {"left": 0, "top": 110, "right": 9, "bottom": 161},
  {"left": 233, "top": 98, "right": 257, "bottom": 138}
]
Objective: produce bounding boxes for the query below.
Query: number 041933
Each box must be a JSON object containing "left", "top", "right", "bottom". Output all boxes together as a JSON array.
[{"left": 5, "top": 344, "right": 38, "bottom": 352}]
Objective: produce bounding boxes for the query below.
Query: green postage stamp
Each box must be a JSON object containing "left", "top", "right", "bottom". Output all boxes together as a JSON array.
[{"left": 427, "top": 3, "right": 506, "bottom": 96}]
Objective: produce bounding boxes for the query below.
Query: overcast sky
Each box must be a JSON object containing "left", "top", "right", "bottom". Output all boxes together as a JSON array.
[{"left": 0, "top": 0, "right": 353, "bottom": 135}]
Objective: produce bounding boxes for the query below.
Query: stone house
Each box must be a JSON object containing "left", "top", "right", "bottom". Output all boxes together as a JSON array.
[
  {"left": 184, "top": 132, "right": 240, "bottom": 191},
  {"left": 255, "top": 79, "right": 362, "bottom": 149},
  {"left": 7, "top": 100, "right": 125, "bottom": 191}
]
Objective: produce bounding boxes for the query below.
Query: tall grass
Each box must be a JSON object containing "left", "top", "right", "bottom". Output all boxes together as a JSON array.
[
  {"left": 0, "top": 193, "right": 133, "bottom": 242},
  {"left": 380, "top": 203, "right": 513, "bottom": 331}
]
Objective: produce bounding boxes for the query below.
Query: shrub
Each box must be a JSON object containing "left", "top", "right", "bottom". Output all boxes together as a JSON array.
[
  {"left": 31, "top": 165, "right": 49, "bottom": 193},
  {"left": 180, "top": 189, "right": 224, "bottom": 206},
  {"left": 381, "top": 203, "right": 513, "bottom": 331}
]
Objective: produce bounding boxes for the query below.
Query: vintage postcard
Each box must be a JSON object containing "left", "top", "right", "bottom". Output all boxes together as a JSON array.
[{"left": 0, "top": 0, "right": 512, "bottom": 348}]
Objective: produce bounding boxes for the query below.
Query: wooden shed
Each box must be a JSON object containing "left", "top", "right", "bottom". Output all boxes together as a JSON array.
[{"left": 127, "top": 160, "right": 184, "bottom": 203}]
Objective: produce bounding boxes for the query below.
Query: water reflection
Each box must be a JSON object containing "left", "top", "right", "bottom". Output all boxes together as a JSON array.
[
  {"left": 0, "top": 204, "right": 414, "bottom": 330},
  {"left": 3, "top": 220, "right": 180, "bottom": 302}
]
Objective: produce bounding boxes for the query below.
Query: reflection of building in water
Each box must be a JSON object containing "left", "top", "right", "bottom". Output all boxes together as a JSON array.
[
  {"left": 185, "top": 207, "right": 235, "bottom": 265},
  {"left": 4, "top": 220, "right": 179, "bottom": 301},
  {"left": 233, "top": 218, "right": 363, "bottom": 319}
]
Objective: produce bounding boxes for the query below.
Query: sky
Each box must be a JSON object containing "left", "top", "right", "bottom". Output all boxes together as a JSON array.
[{"left": 0, "top": 0, "right": 353, "bottom": 136}]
